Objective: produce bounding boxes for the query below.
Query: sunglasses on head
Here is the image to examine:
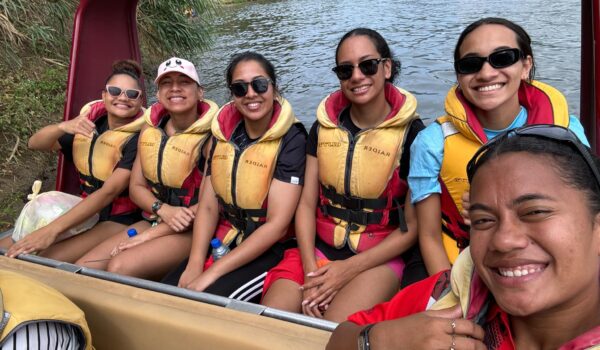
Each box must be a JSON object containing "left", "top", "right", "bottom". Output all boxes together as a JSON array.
[
  {"left": 332, "top": 58, "right": 389, "bottom": 81},
  {"left": 229, "top": 77, "right": 271, "bottom": 97},
  {"left": 105, "top": 85, "right": 142, "bottom": 100},
  {"left": 466, "top": 124, "right": 600, "bottom": 189},
  {"left": 454, "top": 48, "right": 524, "bottom": 75}
]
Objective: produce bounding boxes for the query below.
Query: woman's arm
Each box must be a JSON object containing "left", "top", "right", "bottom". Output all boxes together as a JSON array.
[
  {"left": 186, "top": 178, "right": 302, "bottom": 291},
  {"left": 178, "top": 177, "right": 221, "bottom": 287},
  {"left": 292, "top": 155, "right": 325, "bottom": 317},
  {"left": 327, "top": 306, "right": 485, "bottom": 350},
  {"left": 111, "top": 221, "right": 179, "bottom": 256},
  {"left": 6, "top": 167, "right": 131, "bottom": 257},
  {"left": 296, "top": 156, "right": 320, "bottom": 276},
  {"left": 416, "top": 194, "right": 451, "bottom": 275},
  {"left": 28, "top": 112, "right": 95, "bottom": 151}
]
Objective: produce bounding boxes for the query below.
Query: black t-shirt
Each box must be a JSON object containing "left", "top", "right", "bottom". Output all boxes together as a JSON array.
[
  {"left": 306, "top": 106, "right": 424, "bottom": 181},
  {"left": 58, "top": 115, "right": 139, "bottom": 170},
  {"left": 207, "top": 121, "right": 307, "bottom": 185}
]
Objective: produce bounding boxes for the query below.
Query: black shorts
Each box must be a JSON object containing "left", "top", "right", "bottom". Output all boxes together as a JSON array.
[{"left": 162, "top": 241, "right": 294, "bottom": 304}]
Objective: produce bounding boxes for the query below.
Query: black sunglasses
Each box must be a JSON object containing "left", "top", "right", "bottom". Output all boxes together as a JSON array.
[
  {"left": 454, "top": 48, "right": 524, "bottom": 75},
  {"left": 105, "top": 85, "right": 142, "bottom": 100},
  {"left": 332, "top": 58, "right": 389, "bottom": 81},
  {"left": 229, "top": 77, "right": 271, "bottom": 97},
  {"left": 466, "top": 124, "right": 600, "bottom": 189}
]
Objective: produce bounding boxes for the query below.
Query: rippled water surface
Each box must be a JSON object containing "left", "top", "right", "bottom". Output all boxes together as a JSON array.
[{"left": 190, "top": 0, "right": 581, "bottom": 126}]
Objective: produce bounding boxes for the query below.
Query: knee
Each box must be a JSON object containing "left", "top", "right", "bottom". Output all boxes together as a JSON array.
[
  {"left": 323, "top": 309, "right": 348, "bottom": 323},
  {"left": 38, "top": 247, "right": 63, "bottom": 261},
  {"left": 107, "top": 257, "right": 132, "bottom": 276}
]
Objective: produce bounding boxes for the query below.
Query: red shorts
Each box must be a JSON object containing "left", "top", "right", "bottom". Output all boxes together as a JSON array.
[{"left": 262, "top": 248, "right": 405, "bottom": 296}]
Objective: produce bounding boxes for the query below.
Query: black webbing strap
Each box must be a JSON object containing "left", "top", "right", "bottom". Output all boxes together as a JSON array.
[
  {"left": 217, "top": 196, "right": 267, "bottom": 239},
  {"left": 321, "top": 185, "right": 389, "bottom": 210},
  {"left": 320, "top": 201, "right": 408, "bottom": 232},
  {"left": 150, "top": 182, "right": 199, "bottom": 207}
]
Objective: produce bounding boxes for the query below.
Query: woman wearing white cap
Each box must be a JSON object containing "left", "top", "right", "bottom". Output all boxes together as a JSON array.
[{"left": 77, "top": 57, "right": 220, "bottom": 280}]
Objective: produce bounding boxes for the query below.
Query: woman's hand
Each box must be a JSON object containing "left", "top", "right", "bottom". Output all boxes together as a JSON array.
[
  {"left": 157, "top": 204, "right": 195, "bottom": 232},
  {"left": 58, "top": 111, "right": 96, "bottom": 137},
  {"left": 110, "top": 232, "right": 151, "bottom": 257},
  {"left": 369, "top": 306, "right": 486, "bottom": 350},
  {"left": 301, "top": 276, "right": 322, "bottom": 318},
  {"left": 185, "top": 269, "right": 219, "bottom": 292},
  {"left": 6, "top": 226, "right": 59, "bottom": 257},
  {"left": 178, "top": 265, "right": 203, "bottom": 288},
  {"left": 300, "top": 259, "right": 358, "bottom": 310},
  {"left": 301, "top": 276, "right": 336, "bottom": 318}
]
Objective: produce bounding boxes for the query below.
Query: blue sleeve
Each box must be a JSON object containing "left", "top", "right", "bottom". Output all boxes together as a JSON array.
[
  {"left": 567, "top": 115, "right": 590, "bottom": 147},
  {"left": 408, "top": 122, "right": 445, "bottom": 203}
]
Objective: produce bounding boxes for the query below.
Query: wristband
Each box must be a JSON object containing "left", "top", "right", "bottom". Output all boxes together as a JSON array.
[
  {"left": 357, "top": 324, "right": 376, "bottom": 350},
  {"left": 151, "top": 200, "right": 163, "bottom": 215}
]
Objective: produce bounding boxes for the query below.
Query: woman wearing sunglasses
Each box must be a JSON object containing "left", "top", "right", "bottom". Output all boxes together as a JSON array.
[
  {"left": 410, "top": 17, "right": 590, "bottom": 277},
  {"left": 261, "top": 28, "right": 425, "bottom": 322},
  {"left": 4, "top": 60, "right": 145, "bottom": 261},
  {"left": 158, "top": 51, "right": 306, "bottom": 303},
  {"left": 76, "top": 57, "right": 219, "bottom": 280},
  {"left": 328, "top": 125, "right": 600, "bottom": 350}
]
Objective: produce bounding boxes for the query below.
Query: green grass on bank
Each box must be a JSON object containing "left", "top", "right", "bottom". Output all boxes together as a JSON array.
[{"left": 0, "top": 65, "right": 67, "bottom": 140}]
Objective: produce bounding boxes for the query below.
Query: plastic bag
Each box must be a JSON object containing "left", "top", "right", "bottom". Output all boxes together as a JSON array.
[{"left": 12, "top": 180, "right": 99, "bottom": 242}]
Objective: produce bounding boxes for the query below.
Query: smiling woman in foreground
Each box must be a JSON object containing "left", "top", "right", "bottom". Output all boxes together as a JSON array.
[{"left": 327, "top": 124, "right": 600, "bottom": 350}]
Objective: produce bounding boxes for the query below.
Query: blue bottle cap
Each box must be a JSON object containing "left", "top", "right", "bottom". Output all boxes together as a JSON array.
[
  {"left": 210, "top": 238, "right": 222, "bottom": 248},
  {"left": 127, "top": 228, "right": 137, "bottom": 238}
]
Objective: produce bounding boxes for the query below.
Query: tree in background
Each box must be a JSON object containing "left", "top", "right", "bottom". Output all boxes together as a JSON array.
[{"left": 138, "top": 0, "right": 218, "bottom": 67}]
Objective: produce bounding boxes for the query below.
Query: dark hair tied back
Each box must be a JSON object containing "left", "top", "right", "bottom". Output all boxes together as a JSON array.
[
  {"left": 335, "top": 28, "right": 401, "bottom": 83},
  {"left": 105, "top": 59, "right": 143, "bottom": 85}
]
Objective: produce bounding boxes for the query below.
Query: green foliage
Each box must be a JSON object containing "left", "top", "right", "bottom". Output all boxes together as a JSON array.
[
  {"left": 138, "top": 0, "right": 220, "bottom": 67},
  {"left": 0, "top": 0, "right": 76, "bottom": 68},
  {"left": 0, "top": 67, "right": 67, "bottom": 138},
  {"left": 0, "top": 0, "right": 220, "bottom": 69}
]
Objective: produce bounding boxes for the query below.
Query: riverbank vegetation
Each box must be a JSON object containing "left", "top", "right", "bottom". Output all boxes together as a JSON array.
[{"left": 0, "top": 0, "right": 219, "bottom": 228}]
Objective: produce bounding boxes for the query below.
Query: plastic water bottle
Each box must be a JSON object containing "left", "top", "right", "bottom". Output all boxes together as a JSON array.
[
  {"left": 211, "top": 238, "right": 230, "bottom": 261},
  {"left": 127, "top": 228, "right": 137, "bottom": 238}
]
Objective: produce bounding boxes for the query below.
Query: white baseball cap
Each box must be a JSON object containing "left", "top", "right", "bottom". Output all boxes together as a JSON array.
[{"left": 154, "top": 57, "right": 201, "bottom": 85}]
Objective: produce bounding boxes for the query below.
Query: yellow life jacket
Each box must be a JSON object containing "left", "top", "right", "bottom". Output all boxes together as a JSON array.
[
  {"left": 437, "top": 81, "right": 570, "bottom": 263},
  {"left": 211, "top": 97, "right": 299, "bottom": 246},
  {"left": 315, "top": 84, "right": 419, "bottom": 253},
  {"left": 0, "top": 270, "right": 92, "bottom": 349},
  {"left": 71, "top": 100, "right": 144, "bottom": 216},
  {"left": 139, "top": 100, "right": 218, "bottom": 207}
]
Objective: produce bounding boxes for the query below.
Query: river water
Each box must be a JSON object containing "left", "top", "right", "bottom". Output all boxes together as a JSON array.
[{"left": 191, "top": 0, "right": 581, "bottom": 126}]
